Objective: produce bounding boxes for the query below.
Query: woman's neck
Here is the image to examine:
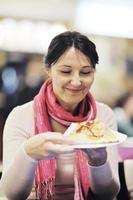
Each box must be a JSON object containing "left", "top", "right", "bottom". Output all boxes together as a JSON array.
[
  {"left": 50, "top": 117, "right": 68, "bottom": 134},
  {"left": 56, "top": 97, "right": 78, "bottom": 113}
]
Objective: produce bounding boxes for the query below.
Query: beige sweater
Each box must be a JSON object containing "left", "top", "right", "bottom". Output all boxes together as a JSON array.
[{"left": 0, "top": 101, "right": 120, "bottom": 199}]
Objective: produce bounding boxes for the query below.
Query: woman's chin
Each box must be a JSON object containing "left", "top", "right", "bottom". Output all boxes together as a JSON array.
[
  {"left": 62, "top": 101, "right": 81, "bottom": 112},
  {"left": 57, "top": 95, "right": 83, "bottom": 111}
]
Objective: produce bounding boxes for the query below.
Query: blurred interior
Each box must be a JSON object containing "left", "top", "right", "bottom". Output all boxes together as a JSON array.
[{"left": 0, "top": 0, "right": 133, "bottom": 183}]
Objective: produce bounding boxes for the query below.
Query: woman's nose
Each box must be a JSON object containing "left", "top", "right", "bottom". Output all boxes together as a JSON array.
[{"left": 70, "top": 73, "right": 81, "bottom": 86}]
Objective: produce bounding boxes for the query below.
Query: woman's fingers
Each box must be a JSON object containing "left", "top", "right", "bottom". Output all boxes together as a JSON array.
[
  {"left": 44, "top": 141, "right": 74, "bottom": 154},
  {"left": 24, "top": 132, "right": 75, "bottom": 160},
  {"left": 44, "top": 132, "right": 76, "bottom": 145}
]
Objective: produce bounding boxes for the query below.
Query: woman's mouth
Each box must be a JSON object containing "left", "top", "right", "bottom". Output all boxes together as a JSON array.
[{"left": 66, "top": 88, "right": 83, "bottom": 93}]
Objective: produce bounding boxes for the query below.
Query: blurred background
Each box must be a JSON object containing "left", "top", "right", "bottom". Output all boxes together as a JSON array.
[{"left": 0, "top": 0, "right": 133, "bottom": 165}]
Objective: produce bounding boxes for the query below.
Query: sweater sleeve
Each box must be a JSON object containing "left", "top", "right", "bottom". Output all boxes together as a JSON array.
[
  {"left": 88, "top": 102, "right": 120, "bottom": 199},
  {"left": 89, "top": 160, "right": 120, "bottom": 200},
  {"left": 0, "top": 104, "right": 38, "bottom": 200},
  {"left": 96, "top": 102, "right": 117, "bottom": 131}
]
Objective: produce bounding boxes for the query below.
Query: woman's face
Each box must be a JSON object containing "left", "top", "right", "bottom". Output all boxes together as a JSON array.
[{"left": 48, "top": 47, "right": 95, "bottom": 112}]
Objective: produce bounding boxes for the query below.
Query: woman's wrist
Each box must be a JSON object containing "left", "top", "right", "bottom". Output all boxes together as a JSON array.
[
  {"left": 84, "top": 148, "right": 107, "bottom": 166},
  {"left": 88, "top": 158, "right": 107, "bottom": 166}
]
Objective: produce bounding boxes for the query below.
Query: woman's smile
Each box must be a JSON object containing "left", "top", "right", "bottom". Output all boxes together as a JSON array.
[{"left": 65, "top": 87, "right": 83, "bottom": 94}]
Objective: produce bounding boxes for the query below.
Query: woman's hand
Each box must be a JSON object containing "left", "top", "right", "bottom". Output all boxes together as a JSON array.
[
  {"left": 83, "top": 147, "right": 107, "bottom": 166},
  {"left": 24, "top": 132, "right": 75, "bottom": 161}
]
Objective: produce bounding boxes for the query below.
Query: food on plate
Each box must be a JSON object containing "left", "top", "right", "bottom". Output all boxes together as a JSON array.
[{"left": 65, "top": 119, "right": 119, "bottom": 144}]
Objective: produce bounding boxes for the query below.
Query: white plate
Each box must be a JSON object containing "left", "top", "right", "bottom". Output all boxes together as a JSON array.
[
  {"left": 64, "top": 123, "right": 127, "bottom": 149},
  {"left": 69, "top": 132, "right": 127, "bottom": 149}
]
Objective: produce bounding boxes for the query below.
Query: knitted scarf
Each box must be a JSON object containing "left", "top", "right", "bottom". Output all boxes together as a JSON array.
[{"left": 34, "top": 79, "right": 97, "bottom": 200}]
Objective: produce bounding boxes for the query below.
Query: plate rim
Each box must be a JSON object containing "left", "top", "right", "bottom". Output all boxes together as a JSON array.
[{"left": 64, "top": 129, "right": 127, "bottom": 149}]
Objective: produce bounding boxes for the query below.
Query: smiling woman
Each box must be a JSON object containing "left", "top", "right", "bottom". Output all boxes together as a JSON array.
[
  {"left": 47, "top": 47, "right": 95, "bottom": 112},
  {"left": 0, "top": 31, "right": 120, "bottom": 200}
]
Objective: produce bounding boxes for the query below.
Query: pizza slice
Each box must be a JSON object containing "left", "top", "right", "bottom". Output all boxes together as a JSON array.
[{"left": 65, "top": 119, "right": 119, "bottom": 144}]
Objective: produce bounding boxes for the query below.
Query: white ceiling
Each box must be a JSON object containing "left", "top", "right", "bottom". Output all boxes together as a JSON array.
[
  {"left": 0, "top": 0, "right": 76, "bottom": 23},
  {"left": 76, "top": 0, "right": 133, "bottom": 38},
  {"left": 0, "top": 0, "right": 133, "bottom": 38},
  {"left": 0, "top": 0, "right": 133, "bottom": 24}
]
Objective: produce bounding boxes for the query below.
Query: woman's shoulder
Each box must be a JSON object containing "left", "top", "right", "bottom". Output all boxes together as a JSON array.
[
  {"left": 5, "top": 101, "right": 34, "bottom": 131},
  {"left": 9, "top": 101, "right": 34, "bottom": 117},
  {"left": 95, "top": 101, "right": 117, "bottom": 130},
  {"left": 96, "top": 101, "right": 113, "bottom": 113}
]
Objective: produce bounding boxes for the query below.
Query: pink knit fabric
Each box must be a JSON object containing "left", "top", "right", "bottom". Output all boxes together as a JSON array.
[{"left": 34, "top": 79, "right": 97, "bottom": 200}]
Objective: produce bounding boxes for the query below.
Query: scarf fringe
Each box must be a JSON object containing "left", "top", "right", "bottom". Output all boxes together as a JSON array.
[{"left": 36, "top": 177, "right": 55, "bottom": 200}]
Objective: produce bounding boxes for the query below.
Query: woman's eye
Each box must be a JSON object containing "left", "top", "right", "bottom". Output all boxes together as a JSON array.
[
  {"left": 81, "top": 71, "right": 91, "bottom": 75},
  {"left": 81, "top": 69, "right": 95, "bottom": 75},
  {"left": 61, "top": 71, "right": 71, "bottom": 74}
]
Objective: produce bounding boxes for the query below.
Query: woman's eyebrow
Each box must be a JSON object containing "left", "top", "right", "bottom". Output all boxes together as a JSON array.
[
  {"left": 59, "top": 65, "right": 92, "bottom": 68},
  {"left": 82, "top": 65, "right": 93, "bottom": 69},
  {"left": 58, "top": 65, "right": 72, "bottom": 68}
]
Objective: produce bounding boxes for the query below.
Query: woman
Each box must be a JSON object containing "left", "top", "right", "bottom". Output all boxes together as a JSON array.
[{"left": 0, "top": 31, "right": 120, "bottom": 200}]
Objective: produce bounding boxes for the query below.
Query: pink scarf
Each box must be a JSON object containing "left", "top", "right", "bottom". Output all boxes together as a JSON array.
[{"left": 34, "top": 79, "right": 97, "bottom": 200}]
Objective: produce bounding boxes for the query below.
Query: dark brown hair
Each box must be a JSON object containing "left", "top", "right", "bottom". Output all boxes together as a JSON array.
[{"left": 44, "top": 31, "right": 99, "bottom": 68}]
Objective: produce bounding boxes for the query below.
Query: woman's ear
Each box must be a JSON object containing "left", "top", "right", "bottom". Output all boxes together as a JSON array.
[
  {"left": 44, "top": 65, "right": 51, "bottom": 76},
  {"left": 47, "top": 69, "right": 51, "bottom": 78},
  {"left": 44, "top": 64, "right": 51, "bottom": 79}
]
